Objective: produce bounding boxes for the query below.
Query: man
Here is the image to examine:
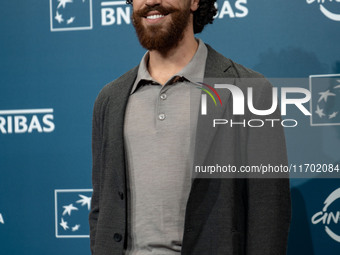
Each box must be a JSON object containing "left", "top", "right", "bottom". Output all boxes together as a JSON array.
[{"left": 89, "top": 0, "right": 291, "bottom": 254}]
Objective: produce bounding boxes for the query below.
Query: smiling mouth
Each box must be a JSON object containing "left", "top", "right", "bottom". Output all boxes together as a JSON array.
[
  {"left": 143, "top": 10, "right": 171, "bottom": 21},
  {"left": 146, "top": 14, "right": 166, "bottom": 20}
]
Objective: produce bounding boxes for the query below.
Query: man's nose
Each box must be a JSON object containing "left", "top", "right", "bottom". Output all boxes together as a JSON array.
[{"left": 145, "top": 0, "right": 162, "bottom": 7}]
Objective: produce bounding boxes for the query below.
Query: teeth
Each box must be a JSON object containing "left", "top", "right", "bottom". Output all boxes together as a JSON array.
[{"left": 146, "top": 14, "right": 165, "bottom": 20}]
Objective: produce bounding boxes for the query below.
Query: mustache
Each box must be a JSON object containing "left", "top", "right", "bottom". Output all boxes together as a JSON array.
[{"left": 134, "top": 5, "right": 177, "bottom": 17}]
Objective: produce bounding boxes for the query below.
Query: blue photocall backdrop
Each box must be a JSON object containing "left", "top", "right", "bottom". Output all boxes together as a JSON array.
[{"left": 1, "top": 0, "right": 340, "bottom": 254}]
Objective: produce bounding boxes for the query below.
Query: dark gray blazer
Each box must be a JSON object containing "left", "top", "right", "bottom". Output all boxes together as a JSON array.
[{"left": 89, "top": 45, "right": 291, "bottom": 255}]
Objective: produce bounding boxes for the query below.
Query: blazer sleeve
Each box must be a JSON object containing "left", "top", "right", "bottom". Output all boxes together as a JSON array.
[
  {"left": 89, "top": 95, "right": 103, "bottom": 254},
  {"left": 244, "top": 80, "right": 292, "bottom": 254}
]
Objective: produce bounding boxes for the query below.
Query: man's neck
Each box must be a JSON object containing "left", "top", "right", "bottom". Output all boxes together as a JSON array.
[{"left": 147, "top": 32, "right": 199, "bottom": 85}]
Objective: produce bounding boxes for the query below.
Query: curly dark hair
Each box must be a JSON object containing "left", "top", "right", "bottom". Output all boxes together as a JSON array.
[{"left": 126, "top": 0, "right": 217, "bottom": 34}]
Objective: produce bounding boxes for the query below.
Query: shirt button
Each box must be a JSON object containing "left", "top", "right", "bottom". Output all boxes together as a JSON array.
[
  {"left": 158, "top": 113, "right": 166, "bottom": 121},
  {"left": 113, "top": 233, "right": 122, "bottom": 242},
  {"left": 160, "top": 93, "right": 167, "bottom": 100}
]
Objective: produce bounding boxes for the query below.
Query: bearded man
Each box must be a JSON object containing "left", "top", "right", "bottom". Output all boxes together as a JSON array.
[{"left": 89, "top": 0, "right": 291, "bottom": 254}]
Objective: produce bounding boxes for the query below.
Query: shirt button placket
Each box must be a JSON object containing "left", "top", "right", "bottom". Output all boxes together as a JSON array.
[{"left": 158, "top": 90, "right": 167, "bottom": 121}]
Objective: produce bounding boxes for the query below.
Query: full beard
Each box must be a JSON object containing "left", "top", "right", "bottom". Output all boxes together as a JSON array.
[{"left": 132, "top": 4, "right": 191, "bottom": 54}]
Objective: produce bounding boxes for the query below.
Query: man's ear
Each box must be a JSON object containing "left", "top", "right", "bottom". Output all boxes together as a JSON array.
[{"left": 191, "top": 0, "right": 200, "bottom": 12}]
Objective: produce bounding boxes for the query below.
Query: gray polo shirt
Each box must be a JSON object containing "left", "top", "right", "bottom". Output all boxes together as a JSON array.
[{"left": 123, "top": 39, "right": 207, "bottom": 255}]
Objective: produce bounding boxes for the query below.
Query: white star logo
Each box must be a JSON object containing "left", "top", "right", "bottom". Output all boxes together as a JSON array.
[
  {"left": 62, "top": 204, "right": 78, "bottom": 216},
  {"left": 318, "top": 89, "right": 336, "bottom": 103},
  {"left": 76, "top": 194, "right": 92, "bottom": 210},
  {"left": 57, "top": 0, "right": 73, "bottom": 9},
  {"left": 315, "top": 105, "right": 326, "bottom": 118},
  {"left": 329, "top": 112, "right": 338, "bottom": 119},
  {"left": 310, "top": 75, "right": 340, "bottom": 126},
  {"left": 55, "top": 11, "right": 64, "bottom": 24},
  {"left": 72, "top": 224, "right": 81, "bottom": 232},
  {"left": 60, "top": 218, "right": 69, "bottom": 230},
  {"left": 67, "top": 17, "right": 75, "bottom": 24},
  {"left": 0, "top": 213, "right": 4, "bottom": 224}
]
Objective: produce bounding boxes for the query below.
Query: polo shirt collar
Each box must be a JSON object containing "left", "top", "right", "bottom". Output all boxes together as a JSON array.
[{"left": 130, "top": 38, "right": 208, "bottom": 95}]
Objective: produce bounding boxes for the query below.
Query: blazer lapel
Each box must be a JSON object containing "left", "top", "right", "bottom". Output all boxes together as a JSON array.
[
  {"left": 106, "top": 66, "right": 139, "bottom": 191},
  {"left": 193, "top": 45, "right": 235, "bottom": 169}
]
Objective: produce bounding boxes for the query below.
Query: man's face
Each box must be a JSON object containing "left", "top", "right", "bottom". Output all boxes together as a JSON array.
[{"left": 132, "top": 0, "right": 194, "bottom": 53}]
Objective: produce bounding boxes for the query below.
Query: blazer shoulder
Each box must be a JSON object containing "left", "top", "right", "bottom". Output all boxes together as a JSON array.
[
  {"left": 205, "top": 44, "right": 271, "bottom": 95},
  {"left": 231, "top": 60, "right": 273, "bottom": 93},
  {"left": 229, "top": 60, "right": 265, "bottom": 79},
  {"left": 205, "top": 44, "right": 265, "bottom": 79},
  {"left": 95, "top": 65, "right": 139, "bottom": 106}
]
